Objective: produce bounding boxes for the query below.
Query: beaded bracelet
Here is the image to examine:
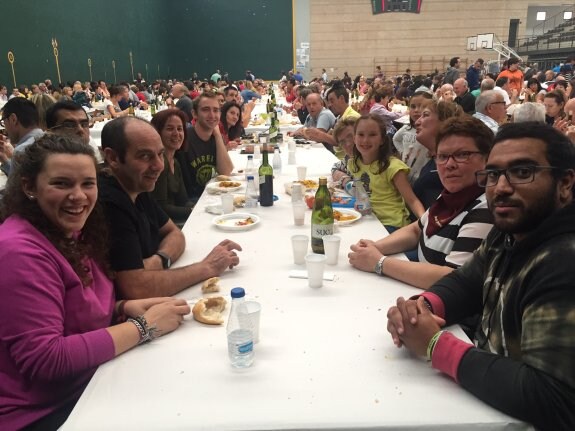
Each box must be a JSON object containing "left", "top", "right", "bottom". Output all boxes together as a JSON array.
[{"left": 426, "top": 330, "right": 445, "bottom": 362}]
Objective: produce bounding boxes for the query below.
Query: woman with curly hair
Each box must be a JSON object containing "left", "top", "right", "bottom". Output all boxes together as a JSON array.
[{"left": 0, "top": 134, "right": 189, "bottom": 431}]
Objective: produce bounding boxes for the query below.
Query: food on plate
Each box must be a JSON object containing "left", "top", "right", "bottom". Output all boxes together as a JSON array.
[
  {"left": 333, "top": 210, "right": 357, "bottom": 222},
  {"left": 305, "top": 194, "right": 352, "bottom": 209},
  {"left": 235, "top": 217, "right": 255, "bottom": 226},
  {"left": 202, "top": 277, "right": 220, "bottom": 293},
  {"left": 296, "top": 179, "right": 318, "bottom": 189},
  {"left": 192, "top": 296, "right": 227, "bottom": 325},
  {"left": 215, "top": 175, "right": 231, "bottom": 181},
  {"left": 218, "top": 181, "right": 241, "bottom": 188}
]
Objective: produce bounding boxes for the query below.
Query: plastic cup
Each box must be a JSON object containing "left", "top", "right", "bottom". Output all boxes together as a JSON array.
[
  {"left": 238, "top": 301, "right": 262, "bottom": 343},
  {"left": 288, "top": 151, "right": 296, "bottom": 165},
  {"left": 292, "top": 202, "right": 306, "bottom": 226},
  {"left": 322, "top": 235, "right": 341, "bottom": 265},
  {"left": 221, "top": 193, "right": 234, "bottom": 214},
  {"left": 297, "top": 166, "right": 307, "bottom": 181},
  {"left": 305, "top": 254, "right": 326, "bottom": 288},
  {"left": 291, "top": 235, "right": 309, "bottom": 265},
  {"left": 288, "top": 141, "right": 296, "bottom": 151}
]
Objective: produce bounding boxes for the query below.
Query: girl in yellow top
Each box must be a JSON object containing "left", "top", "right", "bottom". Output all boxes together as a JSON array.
[{"left": 347, "top": 114, "right": 424, "bottom": 231}]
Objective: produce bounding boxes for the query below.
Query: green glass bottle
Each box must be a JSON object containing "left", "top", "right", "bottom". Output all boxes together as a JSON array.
[
  {"left": 258, "top": 142, "right": 274, "bottom": 207},
  {"left": 311, "top": 177, "right": 334, "bottom": 254},
  {"left": 269, "top": 112, "right": 278, "bottom": 144}
]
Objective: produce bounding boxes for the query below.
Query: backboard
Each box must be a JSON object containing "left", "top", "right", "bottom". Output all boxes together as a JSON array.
[
  {"left": 466, "top": 36, "right": 478, "bottom": 51},
  {"left": 477, "top": 33, "right": 494, "bottom": 49}
]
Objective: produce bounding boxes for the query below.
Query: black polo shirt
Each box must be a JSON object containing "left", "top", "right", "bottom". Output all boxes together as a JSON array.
[{"left": 98, "top": 172, "right": 169, "bottom": 272}]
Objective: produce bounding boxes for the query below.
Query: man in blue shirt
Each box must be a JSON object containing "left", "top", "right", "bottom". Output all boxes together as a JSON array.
[{"left": 466, "top": 58, "right": 484, "bottom": 92}]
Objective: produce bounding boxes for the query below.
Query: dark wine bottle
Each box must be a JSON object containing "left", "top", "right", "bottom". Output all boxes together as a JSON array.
[{"left": 258, "top": 142, "right": 274, "bottom": 207}]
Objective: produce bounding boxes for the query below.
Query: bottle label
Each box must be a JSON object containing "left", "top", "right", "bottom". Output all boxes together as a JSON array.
[
  {"left": 238, "top": 341, "right": 254, "bottom": 354},
  {"left": 311, "top": 223, "right": 334, "bottom": 239}
]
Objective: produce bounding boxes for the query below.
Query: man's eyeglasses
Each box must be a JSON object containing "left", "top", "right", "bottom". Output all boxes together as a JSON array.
[
  {"left": 434, "top": 151, "right": 483, "bottom": 165},
  {"left": 475, "top": 165, "right": 559, "bottom": 187},
  {"left": 489, "top": 101, "right": 506, "bottom": 106},
  {"left": 49, "top": 120, "right": 90, "bottom": 131}
]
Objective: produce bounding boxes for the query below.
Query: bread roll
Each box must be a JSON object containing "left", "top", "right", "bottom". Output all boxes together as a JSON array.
[
  {"left": 192, "top": 297, "right": 227, "bottom": 325},
  {"left": 202, "top": 277, "right": 220, "bottom": 293}
]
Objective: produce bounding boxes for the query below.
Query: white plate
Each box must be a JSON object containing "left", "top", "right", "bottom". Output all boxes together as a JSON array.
[
  {"left": 206, "top": 181, "right": 244, "bottom": 193},
  {"left": 212, "top": 213, "right": 260, "bottom": 231},
  {"left": 333, "top": 208, "right": 362, "bottom": 226}
]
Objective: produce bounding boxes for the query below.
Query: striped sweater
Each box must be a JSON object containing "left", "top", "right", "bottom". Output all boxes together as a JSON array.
[{"left": 417, "top": 194, "right": 493, "bottom": 268}]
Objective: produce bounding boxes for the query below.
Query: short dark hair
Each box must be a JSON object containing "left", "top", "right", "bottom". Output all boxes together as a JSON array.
[
  {"left": 223, "top": 86, "right": 238, "bottom": 97},
  {"left": 101, "top": 116, "right": 149, "bottom": 163},
  {"left": 507, "top": 57, "right": 520, "bottom": 66},
  {"left": 45, "top": 100, "right": 87, "bottom": 129},
  {"left": 326, "top": 81, "right": 349, "bottom": 103},
  {"left": 175, "top": 96, "right": 194, "bottom": 121},
  {"left": 494, "top": 122, "right": 575, "bottom": 179},
  {"left": 1, "top": 97, "right": 39, "bottom": 128},
  {"left": 109, "top": 85, "right": 127, "bottom": 98},
  {"left": 436, "top": 116, "right": 494, "bottom": 153},
  {"left": 449, "top": 57, "right": 460, "bottom": 67},
  {"left": 495, "top": 76, "right": 509, "bottom": 87}
]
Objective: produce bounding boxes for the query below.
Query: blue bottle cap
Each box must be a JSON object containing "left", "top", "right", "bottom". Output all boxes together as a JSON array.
[
  {"left": 247, "top": 155, "right": 253, "bottom": 160},
  {"left": 231, "top": 287, "right": 245, "bottom": 298},
  {"left": 247, "top": 175, "right": 254, "bottom": 181}
]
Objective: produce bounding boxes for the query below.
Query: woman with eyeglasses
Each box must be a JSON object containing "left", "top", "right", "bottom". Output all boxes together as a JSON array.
[{"left": 349, "top": 116, "right": 494, "bottom": 290}]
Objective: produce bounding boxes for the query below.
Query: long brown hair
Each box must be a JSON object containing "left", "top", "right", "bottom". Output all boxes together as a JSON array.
[
  {"left": 0, "top": 133, "right": 112, "bottom": 286},
  {"left": 350, "top": 114, "right": 393, "bottom": 175}
]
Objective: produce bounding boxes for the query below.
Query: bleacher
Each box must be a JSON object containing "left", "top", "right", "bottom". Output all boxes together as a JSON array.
[{"left": 517, "top": 17, "right": 575, "bottom": 54}]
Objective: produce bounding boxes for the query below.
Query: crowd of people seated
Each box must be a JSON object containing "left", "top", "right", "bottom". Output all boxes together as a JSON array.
[{"left": 1, "top": 55, "right": 575, "bottom": 430}]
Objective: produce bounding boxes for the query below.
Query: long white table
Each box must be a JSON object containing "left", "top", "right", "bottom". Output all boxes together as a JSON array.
[{"left": 62, "top": 142, "right": 528, "bottom": 430}]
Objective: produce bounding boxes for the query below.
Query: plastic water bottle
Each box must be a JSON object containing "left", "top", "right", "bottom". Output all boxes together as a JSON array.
[
  {"left": 253, "top": 144, "right": 261, "bottom": 160},
  {"left": 353, "top": 180, "right": 372, "bottom": 216},
  {"left": 227, "top": 287, "right": 254, "bottom": 368},
  {"left": 272, "top": 149, "right": 282, "bottom": 175},
  {"left": 244, "top": 176, "right": 259, "bottom": 212},
  {"left": 245, "top": 155, "right": 256, "bottom": 181}
]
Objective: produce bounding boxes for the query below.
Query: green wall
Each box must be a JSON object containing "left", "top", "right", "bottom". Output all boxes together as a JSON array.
[{"left": 0, "top": 0, "right": 293, "bottom": 87}]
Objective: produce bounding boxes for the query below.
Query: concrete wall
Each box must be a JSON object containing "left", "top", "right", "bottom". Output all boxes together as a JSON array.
[{"left": 308, "top": 0, "right": 569, "bottom": 79}]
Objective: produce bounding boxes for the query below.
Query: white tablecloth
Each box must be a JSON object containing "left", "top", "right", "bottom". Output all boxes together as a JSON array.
[{"left": 61, "top": 142, "right": 528, "bottom": 431}]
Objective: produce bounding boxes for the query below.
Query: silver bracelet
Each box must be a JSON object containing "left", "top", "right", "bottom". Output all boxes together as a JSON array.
[
  {"left": 128, "top": 315, "right": 158, "bottom": 344},
  {"left": 374, "top": 255, "right": 388, "bottom": 276}
]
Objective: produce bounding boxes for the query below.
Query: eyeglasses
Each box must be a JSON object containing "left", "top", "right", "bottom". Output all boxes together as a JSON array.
[
  {"left": 49, "top": 120, "right": 90, "bottom": 131},
  {"left": 489, "top": 101, "right": 506, "bottom": 106},
  {"left": 434, "top": 151, "right": 483, "bottom": 165},
  {"left": 475, "top": 165, "right": 559, "bottom": 187}
]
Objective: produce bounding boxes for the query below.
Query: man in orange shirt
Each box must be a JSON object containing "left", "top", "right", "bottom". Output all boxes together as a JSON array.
[{"left": 497, "top": 58, "right": 523, "bottom": 95}]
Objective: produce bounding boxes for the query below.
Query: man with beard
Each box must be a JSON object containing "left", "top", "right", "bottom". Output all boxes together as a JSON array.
[
  {"left": 99, "top": 116, "right": 241, "bottom": 299},
  {"left": 386, "top": 122, "right": 575, "bottom": 430},
  {"left": 177, "top": 91, "right": 233, "bottom": 201}
]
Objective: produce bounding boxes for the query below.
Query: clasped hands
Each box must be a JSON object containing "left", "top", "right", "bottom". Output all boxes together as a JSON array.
[{"left": 387, "top": 297, "right": 445, "bottom": 357}]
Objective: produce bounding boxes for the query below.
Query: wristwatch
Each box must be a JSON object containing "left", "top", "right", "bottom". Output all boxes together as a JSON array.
[
  {"left": 156, "top": 251, "right": 171, "bottom": 269},
  {"left": 374, "top": 255, "right": 388, "bottom": 276}
]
